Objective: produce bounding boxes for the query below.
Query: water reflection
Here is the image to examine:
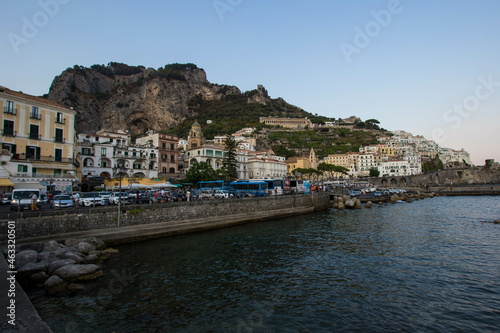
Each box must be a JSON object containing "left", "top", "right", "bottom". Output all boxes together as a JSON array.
[{"left": 31, "top": 196, "right": 500, "bottom": 332}]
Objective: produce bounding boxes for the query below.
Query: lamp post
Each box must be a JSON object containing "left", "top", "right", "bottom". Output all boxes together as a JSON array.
[{"left": 112, "top": 161, "right": 126, "bottom": 228}]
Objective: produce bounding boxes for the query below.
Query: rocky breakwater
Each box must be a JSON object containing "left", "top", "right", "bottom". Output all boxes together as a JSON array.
[
  {"left": 332, "top": 191, "right": 437, "bottom": 210},
  {"left": 9, "top": 237, "right": 117, "bottom": 296}
]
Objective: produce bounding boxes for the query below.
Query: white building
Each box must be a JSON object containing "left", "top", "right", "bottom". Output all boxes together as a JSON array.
[
  {"left": 378, "top": 159, "right": 411, "bottom": 177},
  {"left": 78, "top": 130, "right": 159, "bottom": 179}
]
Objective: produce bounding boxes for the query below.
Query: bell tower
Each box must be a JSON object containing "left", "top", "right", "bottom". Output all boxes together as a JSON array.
[{"left": 188, "top": 121, "right": 204, "bottom": 149}]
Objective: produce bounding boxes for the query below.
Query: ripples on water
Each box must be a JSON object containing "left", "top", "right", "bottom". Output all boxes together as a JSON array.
[{"left": 31, "top": 196, "right": 500, "bottom": 332}]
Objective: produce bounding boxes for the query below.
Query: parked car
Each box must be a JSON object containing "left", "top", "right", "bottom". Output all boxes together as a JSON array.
[
  {"left": 109, "top": 192, "right": 131, "bottom": 205},
  {"left": 349, "top": 190, "right": 361, "bottom": 197},
  {"left": 99, "top": 191, "right": 112, "bottom": 203},
  {"left": 214, "top": 190, "right": 229, "bottom": 199},
  {"left": 1, "top": 193, "right": 12, "bottom": 205},
  {"left": 200, "top": 190, "right": 212, "bottom": 200},
  {"left": 78, "top": 192, "right": 106, "bottom": 207},
  {"left": 129, "top": 191, "right": 151, "bottom": 204},
  {"left": 52, "top": 195, "right": 75, "bottom": 209}
]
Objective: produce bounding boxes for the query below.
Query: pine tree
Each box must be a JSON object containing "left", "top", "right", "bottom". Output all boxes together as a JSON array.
[{"left": 223, "top": 136, "right": 239, "bottom": 180}]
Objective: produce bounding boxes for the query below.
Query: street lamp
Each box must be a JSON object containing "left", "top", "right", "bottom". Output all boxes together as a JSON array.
[{"left": 112, "top": 161, "right": 127, "bottom": 228}]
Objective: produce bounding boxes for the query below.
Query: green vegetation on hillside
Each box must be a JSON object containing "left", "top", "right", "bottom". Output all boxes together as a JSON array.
[{"left": 164, "top": 92, "right": 313, "bottom": 139}]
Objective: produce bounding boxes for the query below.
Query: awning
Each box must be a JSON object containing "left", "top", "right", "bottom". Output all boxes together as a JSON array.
[
  {"left": 12, "top": 182, "right": 45, "bottom": 190},
  {"left": 0, "top": 178, "right": 14, "bottom": 186}
]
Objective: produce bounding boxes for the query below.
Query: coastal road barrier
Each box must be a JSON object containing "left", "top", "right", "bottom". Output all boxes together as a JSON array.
[{"left": 0, "top": 194, "right": 330, "bottom": 247}]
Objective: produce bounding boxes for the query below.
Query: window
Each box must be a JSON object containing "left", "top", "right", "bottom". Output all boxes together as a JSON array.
[
  {"left": 4, "top": 101, "right": 15, "bottom": 114},
  {"left": 171, "top": 143, "right": 174, "bottom": 150},
  {"left": 17, "top": 165, "right": 28, "bottom": 173},
  {"left": 30, "top": 107, "right": 40, "bottom": 120},
  {"left": 101, "top": 161, "right": 108, "bottom": 168},
  {"left": 170, "top": 155, "right": 175, "bottom": 162},
  {"left": 55, "top": 149, "right": 62, "bottom": 162},
  {"left": 54, "top": 169, "right": 62, "bottom": 175},
  {"left": 162, "top": 142, "right": 166, "bottom": 149},
  {"left": 101, "top": 148, "right": 107, "bottom": 156},
  {"left": 56, "top": 112, "right": 64, "bottom": 124},
  {"left": 169, "top": 168, "right": 175, "bottom": 173},
  {"left": 55, "top": 128, "right": 63, "bottom": 142},
  {"left": 133, "top": 163, "right": 141, "bottom": 169},
  {"left": 162, "top": 167, "right": 166, "bottom": 173},
  {"left": 82, "top": 148, "right": 92, "bottom": 155},
  {"left": 3, "top": 120, "right": 15, "bottom": 136},
  {"left": 29, "top": 124, "right": 39, "bottom": 140},
  {"left": 26, "top": 146, "right": 40, "bottom": 160}
]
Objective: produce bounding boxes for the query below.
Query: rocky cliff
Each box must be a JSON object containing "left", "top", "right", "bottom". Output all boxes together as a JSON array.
[{"left": 46, "top": 63, "right": 244, "bottom": 134}]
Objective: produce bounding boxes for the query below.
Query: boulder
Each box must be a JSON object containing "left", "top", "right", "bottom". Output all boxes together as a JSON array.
[
  {"left": 67, "top": 283, "right": 85, "bottom": 295},
  {"left": 337, "top": 202, "right": 346, "bottom": 210},
  {"left": 43, "top": 240, "right": 61, "bottom": 252},
  {"left": 17, "top": 261, "right": 49, "bottom": 279},
  {"left": 60, "top": 252, "right": 85, "bottom": 264},
  {"left": 77, "top": 242, "right": 96, "bottom": 255},
  {"left": 365, "top": 201, "right": 372, "bottom": 208},
  {"left": 30, "top": 271, "right": 50, "bottom": 285},
  {"left": 15, "top": 250, "right": 38, "bottom": 270},
  {"left": 354, "top": 199, "right": 362, "bottom": 209},
  {"left": 84, "top": 254, "right": 100, "bottom": 264},
  {"left": 81, "top": 237, "right": 106, "bottom": 250},
  {"left": 53, "top": 264, "right": 103, "bottom": 282},
  {"left": 332, "top": 202, "right": 338, "bottom": 209},
  {"left": 37, "top": 251, "right": 59, "bottom": 264},
  {"left": 100, "top": 248, "right": 119, "bottom": 261},
  {"left": 345, "top": 199, "right": 355, "bottom": 208},
  {"left": 48, "top": 259, "right": 77, "bottom": 275},
  {"left": 29, "top": 243, "right": 45, "bottom": 253},
  {"left": 64, "top": 238, "right": 81, "bottom": 248},
  {"left": 494, "top": 220, "right": 500, "bottom": 224},
  {"left": 44, "top": 275, "right": 67, "bottom": 296}
]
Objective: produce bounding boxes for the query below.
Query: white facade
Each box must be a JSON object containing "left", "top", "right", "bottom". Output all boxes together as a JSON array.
[
  {"left": 378, "top": 160, "right": 411, "bottom": 177},
  {"left": 248, "top": 157, "right": 287, "bottom": 179},
  {"left": 78, "top": 130, "right": 159, "bottom": 179}
]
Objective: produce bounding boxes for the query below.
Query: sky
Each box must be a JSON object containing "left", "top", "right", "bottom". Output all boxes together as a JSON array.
[{"left": 1, "top": 0, "right": 499, "bottom": 165}]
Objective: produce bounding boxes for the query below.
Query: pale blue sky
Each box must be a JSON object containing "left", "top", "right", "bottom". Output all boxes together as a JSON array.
[{"left": 1, "top": 0, "right": 499, "bottom": 164}]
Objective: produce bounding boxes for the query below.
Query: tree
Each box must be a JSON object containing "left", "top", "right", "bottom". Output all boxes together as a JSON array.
[
  {"left": 182, "top": 162, "right": 218, "bottom": 184},
  {"left": 223, "top": 136, "right": 238, "bottom": 180},
  {"left": 369, "top": 168, "right": 380, "bottom": 177}
]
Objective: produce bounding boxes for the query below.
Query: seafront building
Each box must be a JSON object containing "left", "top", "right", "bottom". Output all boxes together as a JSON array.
[{"left": 0, "top": 85, "right": 79, "bottom": 192}]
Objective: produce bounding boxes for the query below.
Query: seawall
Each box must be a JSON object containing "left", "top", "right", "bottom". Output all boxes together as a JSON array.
[{"left": 0, "top": 193, "right": 330, "bottom": 246}]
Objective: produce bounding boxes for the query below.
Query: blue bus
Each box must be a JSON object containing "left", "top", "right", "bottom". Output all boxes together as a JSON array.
[
  {"left": 230, "top": 181, "right": 268, "bottom": 197},
  {"left": 248, "top": 179, "right": 285, "bottom": 195},
  {"left": 196, "top": 180, "right": 231, "bottom": 191}
]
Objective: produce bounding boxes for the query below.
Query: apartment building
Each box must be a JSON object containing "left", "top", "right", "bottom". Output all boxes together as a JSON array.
[{"left": 1, "top": 85, "right": 79, "bottom": 191}]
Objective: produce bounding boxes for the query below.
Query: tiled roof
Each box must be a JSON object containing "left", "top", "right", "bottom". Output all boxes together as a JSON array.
[{"left": 0, "top": 86, "right": 70, "bottom": 110}]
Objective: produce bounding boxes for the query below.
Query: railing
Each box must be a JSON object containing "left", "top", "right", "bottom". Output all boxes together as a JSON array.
[
  {"left": 54, "top": 137, "right": 66, "bottom": 143},
  {"left": 3, "top": 107, "right": 16, "bottom": 115},
  {"left": 29, "top": 133, "right": 42, "bottom": 140},
  {"left": 79, "top": 151, "right": 94, "bottom": 156},
  {"left": 1, "top": 129, "right": 16, "bottom": 137},
  {"left": 11, "top": 155, "right": 77, "bottom": 163},
  {"left": 29, "top": 113, "right": 42, "bottom": 120},
  {"left": 55, "top": 118, "right": 66, "bottom": 125},
  {"left": 14, "top": 172, "right": 78, "bottom": 179}
]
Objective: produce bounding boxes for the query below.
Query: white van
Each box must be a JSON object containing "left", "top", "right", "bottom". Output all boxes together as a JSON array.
[{"left": 10, "top": 189, "right": 41, "bottom": 211}]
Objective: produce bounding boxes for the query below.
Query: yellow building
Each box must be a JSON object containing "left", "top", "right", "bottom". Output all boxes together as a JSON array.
[
  {"left": 379, "top": 146, "right": 397, "bottom": 157},
  {"left": 0, "top": 85, "right": 80, "bottom": 190},
  {"left": 286, "top": 156, "right": 312, "bottom": 175}
]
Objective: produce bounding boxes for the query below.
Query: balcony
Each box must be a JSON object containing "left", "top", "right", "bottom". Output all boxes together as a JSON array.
[
  {"left": 11, "top": 154, "right": 76, "bottom": 164},
  {"left": 55, "top": 118, "right": 66, "bottom": 125},
  {"left": 54, "top": 137, "right": 66, "bottom": 143},
  {"left": 1, "top": 129, "right": 16, "bottom": 137},
  {"left": 29, "top": 133, "right": 42, "bottom": 140},
  {"left": 30, "top": 113, "right": 42, "bottom": 120},
  {"left": 3, "top": 107, "right": 16, "bottom": 115}
]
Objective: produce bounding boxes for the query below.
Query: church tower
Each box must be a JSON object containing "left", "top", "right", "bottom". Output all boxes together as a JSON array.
[
  {"left": 309, "top": 147, "right": 318, "bottom": 169},
  {"left": 188, "top": 121, "right": 204, "bottom": 149}
]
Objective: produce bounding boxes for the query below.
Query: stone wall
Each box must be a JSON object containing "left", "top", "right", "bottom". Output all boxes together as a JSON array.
[{"left": 0, "top": 194, "right": 330, "bottom": 242}]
